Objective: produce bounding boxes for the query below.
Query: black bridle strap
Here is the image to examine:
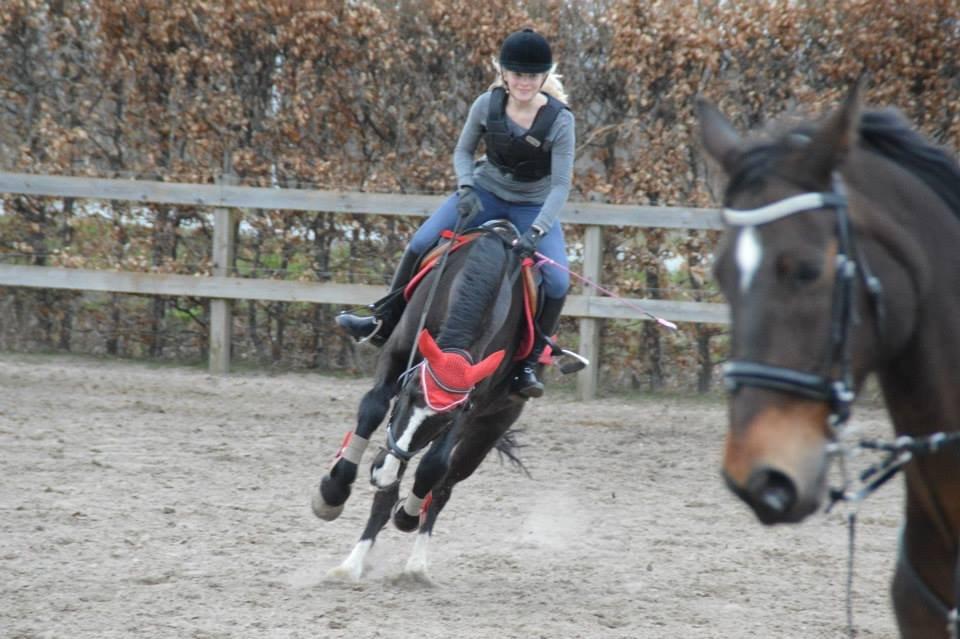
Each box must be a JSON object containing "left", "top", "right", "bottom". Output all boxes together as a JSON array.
[
  {"left": 724, "top": 361, "right": 833, "bottom": 401},
  {"left": 855, "top": 241, "right": 886, "bottom": 342},
  {"left": 385, "top": 415, "right": 415, "bottom": 462},
  {"left": 383, "top": 372, "right": 418, "bottom": 463}
]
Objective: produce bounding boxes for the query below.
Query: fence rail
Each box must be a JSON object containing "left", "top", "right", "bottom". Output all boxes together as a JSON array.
[{"left": 0, "top": 171, "right": 728, "bottom": 399}]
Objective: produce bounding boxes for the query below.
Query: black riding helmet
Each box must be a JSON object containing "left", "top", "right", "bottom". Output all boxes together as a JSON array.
[{"left": 499, "top": 28, "right": 552, "bottom": 74}]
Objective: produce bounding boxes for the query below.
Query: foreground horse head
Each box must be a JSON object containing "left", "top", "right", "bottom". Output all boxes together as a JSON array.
[
  {"left": 698, "top": 82, "right": 960, "bottom": 637},
  {"left": 699, "top": 83, "right": 873, "bottom": 523}
]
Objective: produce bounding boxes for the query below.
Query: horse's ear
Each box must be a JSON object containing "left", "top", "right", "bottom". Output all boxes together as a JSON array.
[
  {"left": 695, "top": 96, "right": 744, "bottom": 176},
  {"left": 798, "top": 77, "right": 865, "bottom": 184},
  {"left": 417, "top": 329, "right": 442, "bottom": 363},
  {"left": 465, "top": 349, "right": 506, "bottom": 385}
]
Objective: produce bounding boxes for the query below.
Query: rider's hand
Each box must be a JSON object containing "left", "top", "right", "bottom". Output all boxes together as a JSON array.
[
  {"left": 456, "top": 186, "right": 483, "bottom": 228},
  {"left": 513, "top": 225, "right": 545, "bottom": 259}
]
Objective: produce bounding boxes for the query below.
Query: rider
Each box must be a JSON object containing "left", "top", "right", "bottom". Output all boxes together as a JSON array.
[{"left": 336, "top": 28, "right": 575, "bottom": 399}]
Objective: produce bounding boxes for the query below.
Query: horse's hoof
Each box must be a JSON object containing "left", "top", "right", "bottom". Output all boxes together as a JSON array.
[
  {"left": 403, "top": 555, "right": 430, "bottom": 580},
  {"left": 325, "top": 563, "right": 362, "bottom": 583},
  {"left": 310, "top": 477, "right": 346, "bottom": 521},
  {"left": 392, "top": 502, "right": 420, "bottom": 533},
  {"left": 310, "top": 475, "right": 350, "bottom": 521},
  {"left": 325, "top": 540, "right": 372, "bottom": 582},
  {"left": 311, "top": 491, "right": 344, "bottom": 521},
  {"left": 398, "top": 569, "right": 434, "bottom": 587}
]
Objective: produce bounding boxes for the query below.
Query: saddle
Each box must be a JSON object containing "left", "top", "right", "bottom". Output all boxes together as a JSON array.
[{"left": 403, "top": 221, "right": 540, "bottom": 362}]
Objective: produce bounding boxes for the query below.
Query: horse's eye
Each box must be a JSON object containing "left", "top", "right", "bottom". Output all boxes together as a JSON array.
[
  {"left": 776, "top": 255, "right": 821, "bottom": 284},
  {"left": 794, "top": 261, "right": 822, "bottom": 283}
]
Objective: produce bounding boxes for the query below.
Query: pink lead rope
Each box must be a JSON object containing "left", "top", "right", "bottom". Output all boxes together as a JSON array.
[{"left": 533, "top": 251, "right": 679, "bottom": 331}]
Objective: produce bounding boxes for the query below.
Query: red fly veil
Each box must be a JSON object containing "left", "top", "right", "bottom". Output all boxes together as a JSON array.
[{"left": 417, "top": 329, "right": 505, "bottom": 412}]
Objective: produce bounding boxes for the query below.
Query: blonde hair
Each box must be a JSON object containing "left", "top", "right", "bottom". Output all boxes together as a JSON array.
[{"left": 489, "top": 59, "right": 569, "bottom": 105}]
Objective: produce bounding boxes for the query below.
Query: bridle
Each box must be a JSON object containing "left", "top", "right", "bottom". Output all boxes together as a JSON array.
[
  {"left": 721, "top": 186, "right": 884, "bottom": 429},
  {"left": 382, "top": 363, "right": 453, "bottom": 464},
  {"left": 721, "top": 185, "right": 960, "bottom": 638}
]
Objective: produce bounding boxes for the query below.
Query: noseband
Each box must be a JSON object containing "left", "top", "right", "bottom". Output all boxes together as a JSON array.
[
  {"left": 721, "top": 187, "right": 885, "bottom": 428},
  {"left": 384, "top": 359, "right": 474, "bottom": 464},
  {"left": 383, "top": 365, "right": 425, "bottom": 463}
]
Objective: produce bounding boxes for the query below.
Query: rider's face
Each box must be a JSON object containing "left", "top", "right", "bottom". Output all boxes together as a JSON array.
[{"left": 503, "top": 70, "right": 546, "bottom": 102}]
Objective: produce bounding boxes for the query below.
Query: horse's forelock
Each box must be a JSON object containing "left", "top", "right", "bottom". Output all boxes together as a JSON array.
[{"left": 724, "top": 121, "right": 835, "bottom": 205}]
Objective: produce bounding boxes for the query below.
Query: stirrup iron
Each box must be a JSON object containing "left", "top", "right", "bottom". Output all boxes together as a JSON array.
[{"left": 542, "top": 335, "right": 589, "bottom": 374}]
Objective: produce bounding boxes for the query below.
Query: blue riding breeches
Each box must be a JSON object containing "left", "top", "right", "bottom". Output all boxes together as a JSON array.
[{"left": 409, "top": 186, "right": 570, "bottom": 299}]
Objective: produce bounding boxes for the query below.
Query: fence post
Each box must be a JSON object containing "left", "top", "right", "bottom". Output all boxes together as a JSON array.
[
  {"left": 209, "top": 174, "right": 237, "bottom": 374},
  {"left": 576, "top": 225, "right": 603, "bottom": 400}
]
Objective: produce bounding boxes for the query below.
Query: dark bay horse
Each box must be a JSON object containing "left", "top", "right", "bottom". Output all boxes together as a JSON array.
[
  {"left": 697, "top": 83, "right": 960, "bottom": 637},
  {"left": 313, "top": 226, "right": 530, "bottom": 580}
]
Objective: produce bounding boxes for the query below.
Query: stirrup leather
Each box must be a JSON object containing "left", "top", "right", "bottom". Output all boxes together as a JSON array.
[{"left": 355, "top": 316, "right": 384, "bottom": 344}]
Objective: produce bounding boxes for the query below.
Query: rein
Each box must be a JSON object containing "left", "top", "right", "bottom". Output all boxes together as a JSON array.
[
  {"left": 828, "top": 432, "right": 960, "bottom": 639},
  {"left": 403, "top": 214, "right": 471, "bottom": 373},
  {"left": 383, "top": 213, "right": 471, "bottom": 464}
]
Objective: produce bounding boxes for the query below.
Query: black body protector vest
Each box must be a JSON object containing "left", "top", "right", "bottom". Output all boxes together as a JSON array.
[{"left": 483, "top": 86, "right": 569, "bottom": 182}]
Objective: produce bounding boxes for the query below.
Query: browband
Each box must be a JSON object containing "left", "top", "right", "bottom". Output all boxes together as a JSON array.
[{"left": 723, "top": 193, "right": 845, "bottom": 226}]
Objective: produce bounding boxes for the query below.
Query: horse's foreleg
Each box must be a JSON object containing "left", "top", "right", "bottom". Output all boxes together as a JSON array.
[
  {"left": 313, "top": 377, "right": 398, "bottom": 521},
  {"left": 327, "top": 479, "right": 401, "bottom": 582},
  {"left": 891, "top": 502, "right": 960, "bottom": 639},
  {"left": 403, "top": 484, "right": 453, "bottom": 576},
  {"left": 403, "top": 404, "right": 523, "bottom": 576},
  {"left": 393, "top": 424, "right": 460, "bottom": 533}
]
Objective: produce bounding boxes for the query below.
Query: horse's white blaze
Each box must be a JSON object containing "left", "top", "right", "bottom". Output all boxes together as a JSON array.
[
  {"left": 404, "top": 532, "right": 430, "bottom": 575},
  {"left": 371, "top": 406, "right": 434, "bottom": 488},
  {"left": 327, "top": 539, "right": 372, "bottom": 582},
  {"left": 736, "top": 226, "right": 763, "bottom": 293},
  {"left": 371, "top": 455, "right": 399, "bottom": 488}
]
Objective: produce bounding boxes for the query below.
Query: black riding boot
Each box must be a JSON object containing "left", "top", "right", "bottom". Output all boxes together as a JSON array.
[
  {"left": 336, "top": 247, "right": 421, "bottom": 346},
  {"left": 511, "top": 295, "right": 565, "bottom": 398}
]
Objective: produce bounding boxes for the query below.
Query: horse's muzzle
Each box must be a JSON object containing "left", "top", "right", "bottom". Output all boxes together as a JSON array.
[{"left": 724, "top": 466, "right": 818, "bottom": 525}]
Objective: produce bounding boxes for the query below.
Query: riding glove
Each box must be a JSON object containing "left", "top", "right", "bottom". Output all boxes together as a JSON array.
[
  {"left": 456, "top": 186, "right": 484, "bottom": 227},
  {"left": 513, "top": 225, "right": 545, "bottom": 259}
]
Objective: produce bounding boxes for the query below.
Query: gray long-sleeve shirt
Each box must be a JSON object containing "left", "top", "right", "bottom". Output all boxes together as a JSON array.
[{"left": 453, "top": 91, "right": 576, "bottom": 232}]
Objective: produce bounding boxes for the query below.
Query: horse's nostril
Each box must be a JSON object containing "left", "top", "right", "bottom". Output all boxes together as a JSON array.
[
  {"left": 747, "top": 468, "right": 797, "bottom": 521},
  {"left": 760, "top": 483, "right": 792, "bottom": 514}
]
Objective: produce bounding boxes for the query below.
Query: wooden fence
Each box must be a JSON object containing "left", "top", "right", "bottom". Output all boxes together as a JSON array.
[{"left": 0, "top": 171, "right": 727, "bottom": 399}]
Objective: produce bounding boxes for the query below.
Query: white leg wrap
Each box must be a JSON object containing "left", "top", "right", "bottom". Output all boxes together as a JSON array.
[
  {"left": 341, "top": 434, "right": 369, "bottom": 464},
  {"left": 403, "top": 493, "right": 425, "bottom": 518}
]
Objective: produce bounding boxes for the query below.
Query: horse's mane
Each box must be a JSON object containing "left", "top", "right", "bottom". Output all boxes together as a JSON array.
[
  {"left": 858, "top": 109, "right": 960, "bottom": 219},
  {"left": 724, "top": 108, "right": 960, "bottom": 220},
  {"left": 437, "top": 233, "right": 509, "bottom": 351}
]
